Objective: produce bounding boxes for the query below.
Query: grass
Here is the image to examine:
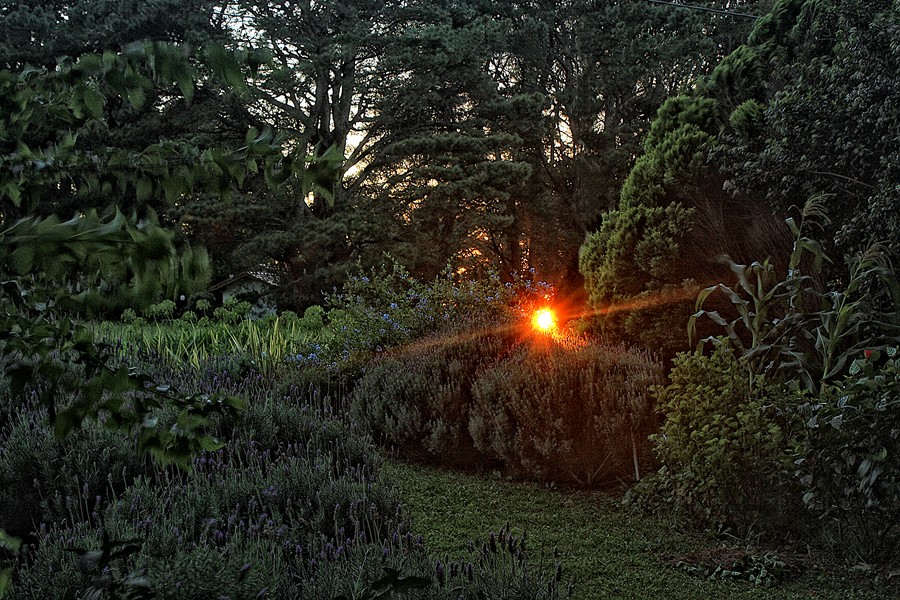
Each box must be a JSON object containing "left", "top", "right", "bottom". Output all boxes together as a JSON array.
[{"left": 384, "top": 460, "right": 898, "bottom": 600}]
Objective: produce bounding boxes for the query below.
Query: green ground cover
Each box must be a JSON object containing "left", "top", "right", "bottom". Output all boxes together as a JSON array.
[{"left": 385, "top": 460, "right": 899, "bottom": 600}]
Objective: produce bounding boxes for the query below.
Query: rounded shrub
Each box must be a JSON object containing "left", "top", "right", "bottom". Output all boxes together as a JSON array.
[
  {"left": 350, "top": 315, "right": 517, "bottom": 464},
  {"left": 469, "top": 341, "right": 664, "bottom": 486},
  {"left": 635, "top": 343, "right": 799, "bottom": 537}
]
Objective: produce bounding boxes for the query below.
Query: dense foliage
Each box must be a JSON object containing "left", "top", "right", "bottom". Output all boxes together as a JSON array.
[
  {"left": 794, "top": 348, "right": 900, "bottom": 562},
  {"left": 169, "top": 0, "right": 770, "bottom": 301},
  {"left": 581, "top": 0, "right": 898, "bottom": 355},
  {"left": 632, "top": 203, "right": 899, "bottom": 558},
  {"left": 353, "top": 308, "right": 663, "bottom": 486},
  {"left": 470, "top": 341, "right": 663, "bottom": 485},
  {"left": 634, "top": 343, "right": 799, "bottom": 536},
  {"left": 351, "top": 315, "right": 516, "bottom": 466},
  {"left": 3, "top": 0, "right": 899, "bottom": 593}
]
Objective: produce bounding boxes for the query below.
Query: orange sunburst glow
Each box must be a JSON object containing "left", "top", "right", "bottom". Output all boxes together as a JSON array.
[
  {"left": 533, "top": 309, "right": 555, "bottom": 332},
  {"left": 369, "top": 283, "right": 713, "bottom": 360}
]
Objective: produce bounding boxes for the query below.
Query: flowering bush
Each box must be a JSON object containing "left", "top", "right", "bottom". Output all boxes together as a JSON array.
[
  {"left": 5, "top": 357, "right": 569, "bottom": 598},
  {"left": 315, "top": 261, "right": 552, "bottom": 377}
]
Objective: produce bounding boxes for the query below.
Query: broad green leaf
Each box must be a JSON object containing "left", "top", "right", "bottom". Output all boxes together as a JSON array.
[
  {"left": 176, "top": 70, "right": 194, "bottom": 105},
  {"left": 83, "top": 87, "right": 104, "bottom": 118},
  {"left": 136, "top": 178, "right": 153, "bottom": 203},
  {"left": 199, "top": 436, "right": 225, "bottom": 452},
  {"left": 122, "top": 41, "right": 147, "bottom": 57},
  {"left": 126, "top": 85, "right": 146, "bottom": 110},
  {"left": 74, "top": 53, "right": 103, "bottom": 75},
  {"left": 53, "top": 411, "right": 81, "bottom": 439},
  {"left": 102, "top": 50, "right": 118, "bottom": 68},
  {"left": 0, "top": 568, "right": 11, "bottom": 594},
  {"left": 206, "top": 44, "right": 247, "bottom": 93},
  {"left": 8, "top": 245, "right": 35, "bottom": 274},
  {"left": 164, "top": 176, "right": 187, "bottom": 204},
  {"left": 0, "top": 529, "right": 22, "bottom": 553},
  {"left": 224, "top": 395, "right": 247, "bottom": 410},
  {"left": 3, "top": 182, "right": 22, "bottom": 206},
  {"left": 7, "top": 365, "right": 33, "bottom": 400}
]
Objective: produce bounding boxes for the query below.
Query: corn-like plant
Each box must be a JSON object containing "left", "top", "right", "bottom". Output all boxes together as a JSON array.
[
  {"left": 226, "top": 316, "right": 306, "bottom": 375},
  {"left": 689, "top": 197, "right": 900, "bottom": 393},
  {"left": 469, "top": 341, "right": 663, "bottom": 486}
]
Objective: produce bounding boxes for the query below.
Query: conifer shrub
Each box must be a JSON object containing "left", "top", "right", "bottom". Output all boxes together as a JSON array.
[{"left": 469, "top": 342, "right": 663, "bottom": 486}]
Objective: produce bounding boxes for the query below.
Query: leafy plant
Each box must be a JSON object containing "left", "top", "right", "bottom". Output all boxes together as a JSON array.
[
  {"left": 0, "top": 210, "right": 243, "bottom": 469},
  {"left": 667, "top": 547, "right": 794, "bottom": 587},
  {"left": 97, "top": 310, "right": 322, "bottom": 375},
  {"left": 690, "top": 198, "right": 900, "bottom": 394},
  {"left": 634, "top": 343, "right": 799, "bottom": 536},
  {"left": 794, "top": 347, "right": 900, "bottom": 562},
  {"left": 213, "top": 298, "right": 253, "bottom": 324},
  {"left": 0, "top": 529, "right": 21, "bottom": 595},
  {"left": 144, "top": 299, "right": 176, "bottom": 321}
]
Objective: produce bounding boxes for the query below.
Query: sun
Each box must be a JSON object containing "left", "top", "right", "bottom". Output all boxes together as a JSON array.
[{"left": 533, "top": 308, "right": 555, "bottom": 332}]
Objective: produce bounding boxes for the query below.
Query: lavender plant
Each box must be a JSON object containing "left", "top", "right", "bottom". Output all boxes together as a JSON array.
[
  {"left": 5, "top": 356, "right": 569, "bottom": 598},
  {"left": 350, "top": 314, "right": 517, "bottom": 464},
  {"left": 470, "top": 342, "right": 663, "bottom": 486}
]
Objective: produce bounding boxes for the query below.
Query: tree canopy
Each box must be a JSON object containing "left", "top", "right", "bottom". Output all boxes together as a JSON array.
[{"left": 166, "top": 0, "right": 769, "bottom": 306}]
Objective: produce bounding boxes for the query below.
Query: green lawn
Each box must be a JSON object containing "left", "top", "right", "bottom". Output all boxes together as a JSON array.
[{"left": 384, "top": 460, "right": 898, "bottom": 600}]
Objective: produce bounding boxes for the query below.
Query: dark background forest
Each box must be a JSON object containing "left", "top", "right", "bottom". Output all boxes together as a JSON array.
[{"left": 12, "top": 0, "right": 885, "bottom": 311}]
